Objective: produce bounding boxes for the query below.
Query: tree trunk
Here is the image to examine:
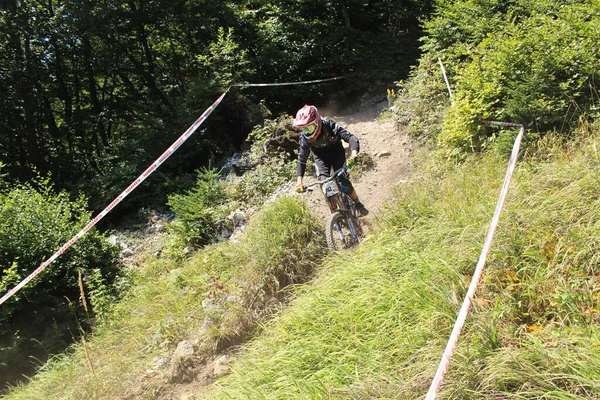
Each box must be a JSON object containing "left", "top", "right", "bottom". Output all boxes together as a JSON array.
[
  {"left": 9, "top": 0, "right": 43, "bottom": 171},
  {"left": 338, "top": 0, "right": 352, "bottom": 28},
  {"left": 126, "top": 0, "right": 174, "bottom": 110},
  {"left": 82, "top": 34, "right": 106, "bottom": 156}
]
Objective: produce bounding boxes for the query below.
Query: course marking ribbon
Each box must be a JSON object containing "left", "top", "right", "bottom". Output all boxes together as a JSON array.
[
  {"left": 425, "top": 121, "right": 525, "bottom": 399},
  {"left": 0, "top": 91, "right": 228, "bottom": 307},
  {"left": 232, "top": 76, "right": 344, "bottom": 87},
  {"left": 0, "top": 75, "right": 345, "bottom": 307}
]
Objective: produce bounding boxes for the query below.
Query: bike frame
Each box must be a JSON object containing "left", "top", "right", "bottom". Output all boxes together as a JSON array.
[{"left": 305, "top": 167, "right": 362, "bottom": 243}]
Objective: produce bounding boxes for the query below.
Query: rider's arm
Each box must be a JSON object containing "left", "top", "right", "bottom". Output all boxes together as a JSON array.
[
  {"left": 326, "top": 119, "right": 359, "bottom": 154},
  {"left": 296, "top": 134, "right": 311, "bottom": 182}
]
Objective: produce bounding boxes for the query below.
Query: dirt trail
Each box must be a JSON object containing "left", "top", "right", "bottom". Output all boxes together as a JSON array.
[
  {"left": 139, "top": 109, "right": 415, "bottom": 400},
  {"left": 300, "top": 108, "right": 414, "bottom": 227}
]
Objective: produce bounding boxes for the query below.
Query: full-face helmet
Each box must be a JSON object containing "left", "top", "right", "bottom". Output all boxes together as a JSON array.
[{"left": 293, "top": 104, "right": 322, "bottom": 141}]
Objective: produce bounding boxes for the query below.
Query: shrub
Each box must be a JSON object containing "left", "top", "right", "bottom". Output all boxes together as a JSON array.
[
  {"left": 413, "top": 1, "right": 600, "bottom": 153},
  {"left": 0, "top": 178, "right": 120, "bottom": 388},
  {"left": 226, "top": 117, "right": 298, "bottom": 204},
  {"left": 442, "top": 6, "right": 600, "bottom": 149},
  {"left": 392, "top": 55, "right": 453, "bottom": 140},
  {"left": 167, "top": 167, "right": 230, "bottom": 246}
]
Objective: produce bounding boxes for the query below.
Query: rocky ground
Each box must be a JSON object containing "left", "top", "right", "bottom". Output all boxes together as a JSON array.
[
  {"left": 116, "top": 102, "right": 416, "bottom": 400},
  {"left": 297, "top": 106, "right": 414, "bottom": 231}
]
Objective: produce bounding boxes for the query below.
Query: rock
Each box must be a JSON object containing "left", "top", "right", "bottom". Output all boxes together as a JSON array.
[
  {"left": 219, "top": 229, "right": 232, "bottom": 240},
  {"left": 229, "top": 225, "right": 245, "bottom": 243},
  {"left": 168, "top": 340, "right": 196, "bottom": 383},
  {"left": 108, "top": 235, "right": 120, "bottom": 246},
  {"left": 122, "top": 248, "right": 135, "bottom": 257},
  {"left": 173, "top": 340, "right": 194, "bottom": 358},
  {"left": 227, "top": 209, "right": 247, "bottom": 227},
  {"left": 213, "top": 354, "right": 231, "bottom": 377},
  {"left": 146, "top": 223, "right": 167, "bottom": 233}
]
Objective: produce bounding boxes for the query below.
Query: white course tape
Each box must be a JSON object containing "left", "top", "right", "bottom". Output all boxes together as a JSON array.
[
  {"left": 438, "top": 57, "right": 454, "bottom": 104},
  {"left": 425, "top": 122, "right": 525, "bottom": 399},
  {"left": 0, "top": 91, "right": 228, "bottom": 306},
  {"left": 0, "top": 75, "right": 345, "bottom": 308},
  {"left": 232, "top": 76, "right": 345, "bottom": 87}
]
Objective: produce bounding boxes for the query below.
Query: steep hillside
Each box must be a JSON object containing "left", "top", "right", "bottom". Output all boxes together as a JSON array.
[
  {"left": 149, "top": 107, "right": 417, "bottom": 400},
  {"left": 206, "top": 126, "right": 600, "bottom": 400},
  {"left": 0, "top": 102, "right": 419, "bottom": 400}
]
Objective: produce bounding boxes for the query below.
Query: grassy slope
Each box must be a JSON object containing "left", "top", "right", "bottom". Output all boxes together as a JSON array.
[
  {"left": 4, "top": 125, "right": 600, "bottom": 399},
  {"left": 212, "top": 128, "right": 600, "bottom": 399},
  {"left": 2, "top": 197, "right": 325, "bottom": 399}
]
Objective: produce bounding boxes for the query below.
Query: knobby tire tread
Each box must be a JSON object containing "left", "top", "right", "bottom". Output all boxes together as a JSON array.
[{"left": 326, "top": 211, "right": 362, "bottom": 251}]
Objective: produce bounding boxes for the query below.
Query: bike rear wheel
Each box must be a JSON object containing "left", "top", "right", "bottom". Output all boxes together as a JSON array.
[{"left": 326, "top": 211, "right": 362, "bottom": 251}]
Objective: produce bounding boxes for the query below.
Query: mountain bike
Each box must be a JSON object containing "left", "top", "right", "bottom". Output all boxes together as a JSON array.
[{"left": 305, "top": 167, "right": 364, "bottom": 251}]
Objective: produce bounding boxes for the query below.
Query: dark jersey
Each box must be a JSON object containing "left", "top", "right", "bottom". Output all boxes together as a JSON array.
[{"left": 296, "top": 118, "right": 359, "bottom": 177}]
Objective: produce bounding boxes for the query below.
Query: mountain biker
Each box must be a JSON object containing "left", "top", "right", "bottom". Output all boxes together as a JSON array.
[{"left": 293, "top": 104, "right": 369, "bottom": 217}]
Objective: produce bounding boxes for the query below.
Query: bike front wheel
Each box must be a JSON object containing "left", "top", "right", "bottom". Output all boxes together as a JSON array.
[{"left": 326, "top": 211, "right": 362, "bottom": 251}]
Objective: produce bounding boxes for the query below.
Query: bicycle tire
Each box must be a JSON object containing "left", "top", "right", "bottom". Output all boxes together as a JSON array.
[{"left": 326, "top": 211, "right": 362, "bottom": 251}]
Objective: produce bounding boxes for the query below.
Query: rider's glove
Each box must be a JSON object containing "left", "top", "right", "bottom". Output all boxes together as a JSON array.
[
  {"left": 295, "top": 183, "right": 305, "bottom": 193},
  {"left": 346, "top": 157, "right": 357, "bottom": 169}
]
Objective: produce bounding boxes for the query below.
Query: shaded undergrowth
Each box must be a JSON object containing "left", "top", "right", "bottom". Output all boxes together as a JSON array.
[{"left": 2, "top": 197, "right": 325, "bottom": 399}]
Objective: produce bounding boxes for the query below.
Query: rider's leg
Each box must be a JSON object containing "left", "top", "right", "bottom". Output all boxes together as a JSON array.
[
  {"left": 314, "top": 155, "right": 332, "bottom": 181},
  {"left": 330, "top": 150, "right": 369, "bottom": 216}
]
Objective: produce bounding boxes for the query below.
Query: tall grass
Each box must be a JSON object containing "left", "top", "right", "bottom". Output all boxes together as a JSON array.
[
  {"left": 212, "top": 129, "right": 600, "bottom": 399},
  {"left": 5, "top": 126, "right": 600, "bottom": 399},
  {"left": 1, "top": 196, "right": 324, "bottom": 400}
]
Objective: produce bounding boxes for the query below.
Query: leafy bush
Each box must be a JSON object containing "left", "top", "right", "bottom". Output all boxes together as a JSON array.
[
  {"left": 226, "top": 117, "right": 298, "bottom": 204},
  {"left": 0, "top": 178, "right": 120, "bottom": 388},
  {"left": 399, "top": 1, "right": 600, "bottom": 154},
  {"left": 166, "top": 118, "right": 299, "bottom": 247},
  {"left": 167, "top": 167, "right": 230, "bottom": 246},
  {"left": 441, "top": 5, "right": 600, "bottom": 150},
  {"left": 392, "top": 55, "right": 453, "bottom": 139},
  {"left": 226, "top": 157, "right": 296, "bottom": 204}
]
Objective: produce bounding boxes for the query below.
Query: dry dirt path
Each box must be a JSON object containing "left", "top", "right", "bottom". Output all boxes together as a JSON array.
[
  {"left": 300, "top": 110, "right": 414, "bottom": 229},
  {"left": 137, "top": 112, "right": 415, "bottom": 400}
]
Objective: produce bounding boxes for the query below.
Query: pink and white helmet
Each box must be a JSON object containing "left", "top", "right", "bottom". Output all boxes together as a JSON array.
[{"left": 293, "top": 104, "right": 322, "bottom": 141}]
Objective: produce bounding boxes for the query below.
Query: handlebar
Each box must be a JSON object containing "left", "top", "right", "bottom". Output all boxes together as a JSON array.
[{"left": 303, "top": 167, "right": 347, "bottom": 191}]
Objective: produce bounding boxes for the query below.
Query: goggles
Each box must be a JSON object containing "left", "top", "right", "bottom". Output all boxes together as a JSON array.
[{"left": 301, "top": 123, "right": 318, "bottom": 138}]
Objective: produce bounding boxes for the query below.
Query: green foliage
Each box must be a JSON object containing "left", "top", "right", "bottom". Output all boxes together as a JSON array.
[
  {"left": 196, "top": 27, "right": 254, "bottom": 90},
  {"left": 0, "top": 0, "right": 431, "bottom": 204},
  {"left": 246, "top": 114, "right": 293, "bottom": 144},
  {"left": 0, "top": 178, "right": 120, "bottom": 388},
  {"left": 0, "top": 196, "right": 325, "bottom": 399},
  {"left": 405, "top": 0, "right": 600, "bottom": 154},
  {"left": 167, "top": 167, "right": 230, "bottom": 246},
  {"left": 213, "top": 197, "right": 326, "bottom": 347},
  {"left": 392, "top": 55, "right": 453, "bottom": 139},
  {"left": 8, "top": 124, "right": 600, "bottom": 399},
  {"left": 442, "top": 4, "right": 600, "bottom": 150},
  {"left": 422, "top": 0, "right": 512, "bottom": 55},
  {"left": 227, "top": 158, "right": 296, "bottom": 205},
  {"left": 212, "top": 127, "right": 600, "bottom": 399},
  {"left": 226, "top": 117, "right": 298, "bottom": 204}
]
